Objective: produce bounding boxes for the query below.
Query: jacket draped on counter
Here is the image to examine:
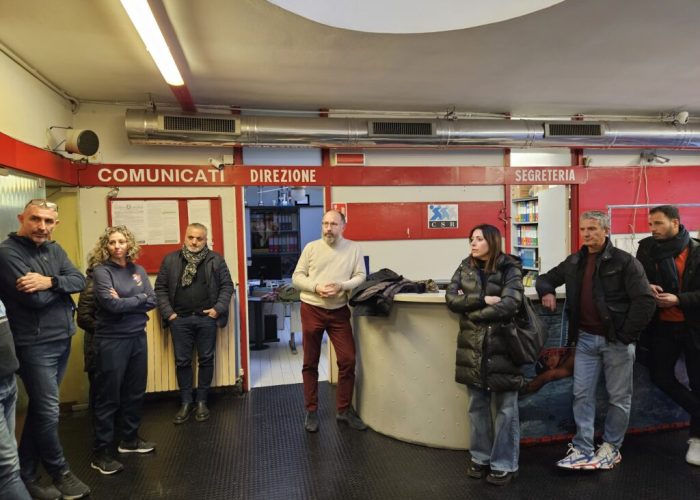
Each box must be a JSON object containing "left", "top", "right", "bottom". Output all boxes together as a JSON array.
[
  {"left": 349, "top": 268, "right": 427, "bottom": 316},
  {"left": 445, "top": 254, "right": 524, "bottom": 392}
]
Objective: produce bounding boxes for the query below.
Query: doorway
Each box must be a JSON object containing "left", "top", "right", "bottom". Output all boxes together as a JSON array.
[{"left": 244, "top": 186, "right": 327, "bottom": 388}]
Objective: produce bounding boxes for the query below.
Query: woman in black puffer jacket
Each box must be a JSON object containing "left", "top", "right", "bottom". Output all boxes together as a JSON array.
[{"left": 446, "top": 224, "right": 524, "bottom": 486}]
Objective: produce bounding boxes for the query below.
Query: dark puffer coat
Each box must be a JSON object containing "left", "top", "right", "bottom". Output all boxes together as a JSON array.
[{"left": 446, "top": 254, "right": 524, "bottom": 391}]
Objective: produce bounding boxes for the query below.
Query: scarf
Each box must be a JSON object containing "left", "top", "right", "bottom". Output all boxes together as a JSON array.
[
  {"left": 648, "top": 225, "right": 690, "bottom": 294},
  {"left": 181, "top": 245, "right": 209, "bottom": 287}
]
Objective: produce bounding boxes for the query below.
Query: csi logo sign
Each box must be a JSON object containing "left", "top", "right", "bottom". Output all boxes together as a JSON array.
[{"left": 428, "top": 204, "right": 458, "bottom": 229}]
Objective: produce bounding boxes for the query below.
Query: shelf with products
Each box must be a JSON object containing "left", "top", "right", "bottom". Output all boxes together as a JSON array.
[
  {"left": 249, "top": 207, "right": 301, "bottom": 279},
  {"left": 510, "top": 185, "right": 569, "bottom": 277}
]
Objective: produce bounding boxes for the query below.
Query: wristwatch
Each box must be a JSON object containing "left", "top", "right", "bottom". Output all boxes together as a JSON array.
[{"left": 50, "top": 276, "right": 59, "bottom": 289}]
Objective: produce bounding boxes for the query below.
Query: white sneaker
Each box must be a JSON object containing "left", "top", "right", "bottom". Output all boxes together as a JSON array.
[
  {"left": 687, "top": 437, "right": 700, "bottom": 466},
  {"left": 556, "top": 443, "right": 595, "bottom": 469},
  {"left": 588, "top": 442, "right": 622, "bottom": 470}
]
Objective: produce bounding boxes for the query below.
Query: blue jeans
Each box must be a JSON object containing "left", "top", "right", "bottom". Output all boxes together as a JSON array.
[
  {"left": 15, "top": 338, "right": 71, "bottom": 481},
  {"left": 170, "top": 315, "right": 218, "bottom": 404},
  {"left": 0, "top": 374, "right": 30, "bottom": 499},
  {"left": 468, "top": 388, "right": 520, "bottom": 472},
  {"left": 572, "top": 332, "right": 635, "bottom": 453}
]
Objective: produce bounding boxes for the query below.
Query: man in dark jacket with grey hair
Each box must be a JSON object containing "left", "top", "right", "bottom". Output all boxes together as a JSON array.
[
  {"left": 0, "top": 199, "right": 90, "bottom": 499},
  {"left": 537, "top": 210, "right": 655, "bottom": 472},
  {"left": 154, "top": 223, "right": 233, "bottom": 424}
]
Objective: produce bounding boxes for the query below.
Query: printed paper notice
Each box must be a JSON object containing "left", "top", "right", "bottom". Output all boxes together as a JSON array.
[{"left": 111, "top": 200, "right": 180, "bottom": 244}]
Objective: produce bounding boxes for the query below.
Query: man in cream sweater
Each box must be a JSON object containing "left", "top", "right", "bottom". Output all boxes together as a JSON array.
[{"left": 292, "top": 210, "right": 367, "bottom": 432}]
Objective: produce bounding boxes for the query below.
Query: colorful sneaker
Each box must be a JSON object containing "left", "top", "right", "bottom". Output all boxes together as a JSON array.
[
  {"left": 556, "top": 443, "right": 595, "bottom": 469},
  {"left": 685, "top": 437, "right": 700, "bottom": 466},
  {"left": 590, "top": 442, "right": 622, "bottom": 470}
]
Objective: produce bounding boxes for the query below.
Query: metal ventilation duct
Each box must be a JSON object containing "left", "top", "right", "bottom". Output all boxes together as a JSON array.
[{"left": 125, "top": 109, "right": 700, "bottom": 149}]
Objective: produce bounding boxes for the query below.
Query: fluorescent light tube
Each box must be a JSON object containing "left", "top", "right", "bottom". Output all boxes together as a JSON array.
[{"left": 120, "top": 0, "right": 184, "bottom": 86}]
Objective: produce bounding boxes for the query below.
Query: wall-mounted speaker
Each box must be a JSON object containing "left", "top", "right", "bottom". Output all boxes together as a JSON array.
[{"left": 65, "top": 129, "right": 99, "bottom": 156}]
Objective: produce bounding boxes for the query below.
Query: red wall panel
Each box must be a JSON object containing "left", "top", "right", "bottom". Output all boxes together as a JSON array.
[
  {"left": 578, "top": 166, "right": 700, "bottom": 246},
  {"left": 342, "top": 201, "right": 504, "bottom": 241}
]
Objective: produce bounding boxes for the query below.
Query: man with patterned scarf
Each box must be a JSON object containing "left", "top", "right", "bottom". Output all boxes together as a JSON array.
[
  {"left": 155, "top": 223, "right": 233, "bottom": 424},
  {"left": 636, "top": 205, "right": 700, "bottom": 466}
]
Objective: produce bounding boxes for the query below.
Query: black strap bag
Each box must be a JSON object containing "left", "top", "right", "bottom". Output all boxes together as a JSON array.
[{"left": 506, "top": 296, "right": 547, "bottom": 365}]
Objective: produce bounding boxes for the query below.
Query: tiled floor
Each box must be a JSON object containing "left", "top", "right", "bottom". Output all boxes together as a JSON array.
[{"left": 249, "top": 317, "right": 330, "bottom": 388}]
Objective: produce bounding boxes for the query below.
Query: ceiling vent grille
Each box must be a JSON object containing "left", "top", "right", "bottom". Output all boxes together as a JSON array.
[
  {"left": 370, "top": 121, "right": 434, "bottom": 136},
  {"left": 545, "top": 122, "right": 603, "bottom": 137},
  {"left": 164, "top": 115, "right": 239, "bottom": 134}
]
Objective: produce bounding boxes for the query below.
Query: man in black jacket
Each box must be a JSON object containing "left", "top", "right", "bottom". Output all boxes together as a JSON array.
[
  {"left": 154, "top": 223, "right": 234, "bottom": 424},
  {"left": 636, "top": 205, "right": 700, "bottom": 466},
  {"left": 537, "top": 210, "right": 655, "bottom": 471},
  {"left": 0, "top": 199, "right": 90, "bottom": 499}
]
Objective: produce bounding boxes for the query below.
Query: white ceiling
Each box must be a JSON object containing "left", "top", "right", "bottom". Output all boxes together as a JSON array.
[{"left": 1, "top": 0, "right": 700, "bottom": 117}]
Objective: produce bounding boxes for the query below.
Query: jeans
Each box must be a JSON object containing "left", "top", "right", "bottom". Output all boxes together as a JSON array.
[
  {"left": 650, "top": 321, "right": 700, "bottom": 437},
  {"left": 468, "top": 388, "right": 520, "bottom": 472},
  {"left": 572, "top": 332, "right": 635, "bottom": 453},
  {"left": 170, "top": 315, "right": 218, "bottom": 404},
  {"left": 15, "top": 338, "right": 71, "bottom": 481},
  {"left": 92, "top": 335, "right": 148, "bottom": 452},
  {"left": 0, "top": 374, "right": 30, "bottom": 499},
  {"left": 300, "top": 303, "right": 356, "bottom": 412}
]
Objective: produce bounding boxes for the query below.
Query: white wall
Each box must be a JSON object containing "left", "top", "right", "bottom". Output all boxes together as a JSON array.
[{"left": 0, "top": 50, "right": 72, "bottom": 147}]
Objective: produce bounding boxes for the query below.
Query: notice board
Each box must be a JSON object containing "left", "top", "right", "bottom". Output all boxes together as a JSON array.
[{"left": 107, "top": 197, "right": 224, "bottom": 273}]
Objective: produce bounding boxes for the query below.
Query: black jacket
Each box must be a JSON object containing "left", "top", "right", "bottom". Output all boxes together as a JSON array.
[
  {"left": 154, "top": 249, "right": 234, "bottom": 328},
  {"left": 636, "top": 236, "right": 700, "bottom": 345},
  {"left": 445, "top": 254, "right": 524, "bottom": 391},
  {"left": 0, "top": 233, "right": 85, "bottom": 346},
  {"left": 536, "top": 238, "right": 655, "bottom": 345},
  {"left": 349, "top": 268, "right": 425, "bottom": 316},
  {"left": 76, "top": 269, "right": 96, "bottom": 372},
  {"left": 93, "top": 260, "right": 156, "bottom": 337}
]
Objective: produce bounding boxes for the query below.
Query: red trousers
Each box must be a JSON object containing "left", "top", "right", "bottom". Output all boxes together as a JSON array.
[{"left": 300, "top": 302, "right": 356, "bottom": 412}]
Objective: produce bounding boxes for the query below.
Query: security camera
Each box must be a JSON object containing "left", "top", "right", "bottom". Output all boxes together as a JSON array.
[
  {"left": 674, "top": 111, "right": 690, "bottom": 125},
  {"left": 208, "top": 157, "right": 225, "bottom": 170}
]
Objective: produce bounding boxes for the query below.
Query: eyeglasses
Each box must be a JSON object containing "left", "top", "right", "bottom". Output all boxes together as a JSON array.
[{"left": 25, "top": 199, "right": 58, "bottom": 210}]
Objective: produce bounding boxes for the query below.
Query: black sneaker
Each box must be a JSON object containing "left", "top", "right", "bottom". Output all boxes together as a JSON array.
[
  {"left": 195, "top": 401, "right": 211, "bottom": 422},
  {"left": 336, "top": 407, "right": 368, "bottom": 431},
  {"left": 304, "top": 410, "right": 319, "bottom": 433},
  {"left": 173, "top": 403, "right": 194, "bottom": 424},
  {"left": 23, "top": 478, "right": 61, "bottom": 500},
  {"left": 91, "top": 451, "right": 124, "bottom": 475},
  {"left": 467, "top": 459, "right": 489, "bottom": 479},
  {"left": 486, "top": 470, "right": 518, "bottom": 486},
  {"left": 53, "top": 470, "right": 91, "bottom": 499},
  {"left": 118, "top": 437, "right": 156, "bottom": 454}
]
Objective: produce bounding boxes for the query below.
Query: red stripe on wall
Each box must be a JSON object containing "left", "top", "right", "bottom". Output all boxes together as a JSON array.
[
  {"left": 0, "top": 132, "right": 78, "bottom": 184},
  {"left": 341, "top": 202, "right": 504, "bottom": 241}
]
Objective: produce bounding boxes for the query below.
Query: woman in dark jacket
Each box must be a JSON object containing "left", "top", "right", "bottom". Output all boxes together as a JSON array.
[
  {"left": 76, "top": 267, "right": 96, "bottom": 408},
  {"left": 446, "top": 224, "right": 524, "bottom": 486},
  {"left": 89, "top": 226, "right": 156, "bottom": 476}
]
